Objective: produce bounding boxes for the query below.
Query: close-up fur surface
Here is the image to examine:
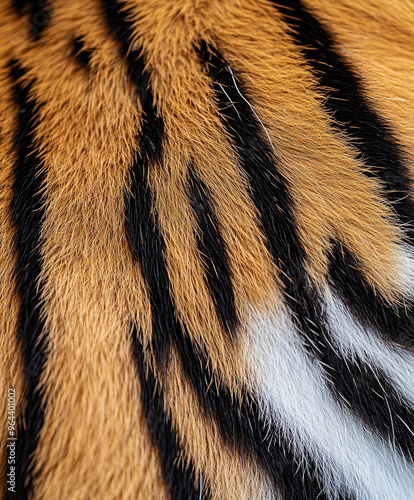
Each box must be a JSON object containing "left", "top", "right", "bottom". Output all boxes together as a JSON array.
[{"left": 1, "top": 0, "right": 414, "bottom": 498}]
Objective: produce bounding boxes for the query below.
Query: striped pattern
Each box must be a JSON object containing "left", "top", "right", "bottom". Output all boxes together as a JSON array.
[
  {"left": 273, "top": 0, "right": 414, "bottom": 243},
  {"left": 188, "top": 165, "right": 238, "bottom": 337},
  {"left": 6, "top": 60, "right": 48, "bottom": 499},
  {"left": 0, "top": 0, "right": 413, "bottom": 499}
]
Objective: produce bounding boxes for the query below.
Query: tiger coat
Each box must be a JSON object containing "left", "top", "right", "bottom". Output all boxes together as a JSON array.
[{"left": 1, "top": 0, "right": 414, "bottom": 498}]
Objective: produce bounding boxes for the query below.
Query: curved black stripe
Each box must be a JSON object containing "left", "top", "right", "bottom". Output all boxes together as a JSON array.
[
  {"left": 103, "top": 0, "right": 238, "bottom": 338},
  {"left": 196, "top": 41, "right": 414, "bottom": 466},
  {"left": 125, "top": 108, "right": 171, "bottom": 367},
  {"left": 195, "top": 41, "right": 307, "bottom": 290},
  {"left": 13, "top": 0, "right": 51, "bottom": 39},
  {"left": 101, "top": 2, "right": 209, "bottom": 497},
  {"left": 329, "top": 242, "right": 414, "bottom": 348},
  {"left": 188, "top": 165, "right": 238, "bottom": 337},
  {"left": 101, "top": 2, "right": 330, "bottom": 494},
  {"left": 131, "top": 331, "right": 202, "bottom": 500},
  {"left": 173, "top": 325, "right": 332, "bottom": 500},
  {"left": 5, "top": 61, "right": 48, "bottom": 500},
  {"left": 272, "top": 0, "right": 414, "bottom": 347},
  {"left": 270, "top": 0, "right": 414, "bottom": 243}
]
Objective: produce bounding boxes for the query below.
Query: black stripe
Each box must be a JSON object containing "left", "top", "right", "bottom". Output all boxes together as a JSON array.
[
  {"left": 196, "top": 41, "right": 414, "bottom": 469},
  {"left": 124, "top": 107, "right": 205, "bottom": 496},
  {"left": 124, "top": 104, "right": 171, "bottom": 368},
  {"left": 195, "top": 41, "right": 306, "bottom": 285},
  {"left": 6, "top": 61, "right": 48, "bottom": 499},
  {"left": 188, "top": 165, "right": 238, "bottom": 336},
  {"left": 328, "top": 242, "right": 414, "bottom": 348},
  {"left": 100, "top": 0, "right": 150, "bottom": 104},
  {"left": 271, "top": 0, "right": 414, "bottom": 348},
  {"left": 131, "top": 331, "right": 203, "bottom": 500},
  {"left": 13, "top": 0, "right": 51, "bottom": 39},
  {"left": 116, "top": 26, "right": 332, "bottom": 494},
  {"left": 173, "top": 324, "right": 332, "bottom": 500},
  {"left": 272, "top": 0, "right": 414, "bottom": 349},
  {"left": 101, "top": 2, "right": 207, "bottom": 497},
  {"left": 271, "top": 0, "right": 414, "bottom": 243},
  {"left": 102, "top": 1, "right": 331, "bottom": 493},
  {"left": 72, "top": 37, "right": 93, "bottom": 69},
  {"left": 101, "top": 0, "right": 169, "bottom": 363}
]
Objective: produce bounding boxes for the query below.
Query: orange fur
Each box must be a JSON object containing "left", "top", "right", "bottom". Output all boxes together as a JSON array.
[
  {"left": 1, "top": 0, "right": 414, "bottom": 498},
  {"left": 306, "top": 0, "right": 414, "bottom": 186}
]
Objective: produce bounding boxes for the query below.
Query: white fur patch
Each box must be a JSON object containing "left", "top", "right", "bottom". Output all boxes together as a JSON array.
[
  {"left": 241, "top": 300, "right": 414, "bottom": 500},
  {"left": 324, "top": 294, "right": 414, "bottom": 408},
  {"left": 398, "top": 243, "right": 414, "bottom": 299}
]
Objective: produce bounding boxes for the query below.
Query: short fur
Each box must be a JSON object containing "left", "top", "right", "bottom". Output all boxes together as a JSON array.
[{"left": 0, "top": 0, "right": 413, "bottom": 499}]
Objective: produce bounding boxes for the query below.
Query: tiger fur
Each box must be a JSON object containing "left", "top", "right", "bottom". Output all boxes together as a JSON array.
[{"left": 1, "top": 0, "right": 414, "bottom": 498}]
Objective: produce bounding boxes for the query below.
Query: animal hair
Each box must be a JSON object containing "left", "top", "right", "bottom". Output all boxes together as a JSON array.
[{"left": 1, "top": 0, "right": 414, "bottom": 499}]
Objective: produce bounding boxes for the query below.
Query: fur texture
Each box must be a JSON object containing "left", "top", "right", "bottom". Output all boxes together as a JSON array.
[{"left": 1, "top": 0, "right": 414, "bottom": 498}]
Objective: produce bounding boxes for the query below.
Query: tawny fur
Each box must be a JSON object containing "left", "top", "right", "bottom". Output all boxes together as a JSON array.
[{"left": 1, "top": 0, "right": 414, "bottom": 499}]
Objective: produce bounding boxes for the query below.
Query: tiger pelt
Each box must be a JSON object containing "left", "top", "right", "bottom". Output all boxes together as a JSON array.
[{"left": 1, "top": 0, "right": 414, "bottom": 499}]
